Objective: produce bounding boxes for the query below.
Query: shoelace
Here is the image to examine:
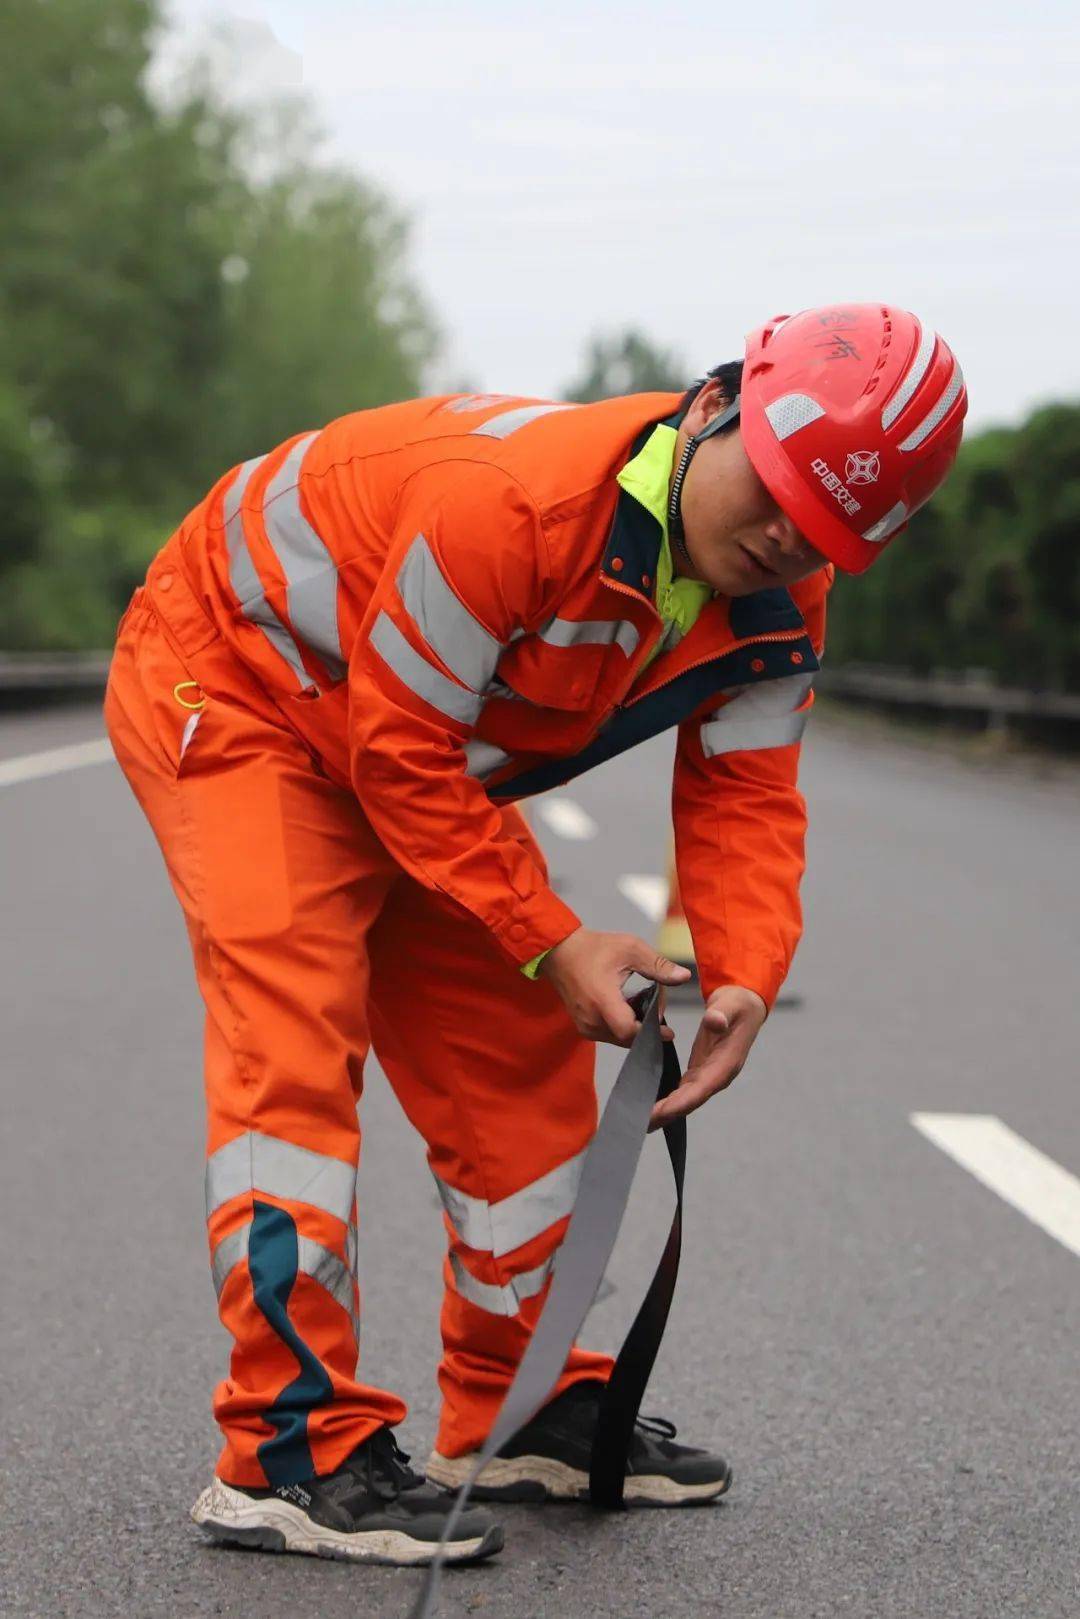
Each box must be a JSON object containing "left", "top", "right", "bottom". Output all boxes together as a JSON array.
[{"left": 352, "top": 1427, "right": 425, "bottom": 1501}]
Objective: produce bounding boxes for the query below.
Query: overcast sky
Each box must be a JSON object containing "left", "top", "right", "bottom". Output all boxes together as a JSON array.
[{"left": 160, "top": 0, "right": 1079, "bottom": 429}]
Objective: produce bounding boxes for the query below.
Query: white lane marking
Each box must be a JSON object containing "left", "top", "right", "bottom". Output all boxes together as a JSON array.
[
  {"left": 0, "top": 737, "right": 114, "bottom": 788},
  {"left": 911, "top": 1113, "right": 1080, "bottom": 1260},
  {"left": 535, "top": 796, "right": 598, "bottom": 841},
  {"left": 617, "top": 874, "right": 668, "bottom": 923}
]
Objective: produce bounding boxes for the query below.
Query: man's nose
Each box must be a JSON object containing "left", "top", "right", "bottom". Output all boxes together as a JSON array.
[{"left": 763, "top": 512, "right": 805, "bottom": 556}]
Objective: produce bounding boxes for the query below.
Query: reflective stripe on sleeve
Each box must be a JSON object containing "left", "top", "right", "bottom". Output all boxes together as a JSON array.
[
  {"left": 464, "top": 738, "right": 512, "bottom": 781},
  {"left": 205, "top": 1130, "right": 358, "bottom": 1224},
  {"left": 432, "top": 1148, "right": 587, "bottom": 1259},
  {"left": 448, "top": 1252, "right": 554, "bottom": 1316},
  {"left": 210, "top": 1219, "right": 360, "bottom": 1340},
  {"left": 700, "top": 672, "right": 814, "bottom": 759},
  {"left": 369, "top": 612, "right": 484, "bottom": 726},
  {"left": 469, "top": 402, "right": 574, "bottom": 439},
  {"left": 261, "top": 433, "right": 346, "bottom": 679},
  {"left": 223, "top": 456, "right": 315, "bottom": 692},
  {"left": 397, "top": 534, "right": 504, "bottom": 693},
  {"left": 538, "top": 616, "right": 640, "bottom": 659}
]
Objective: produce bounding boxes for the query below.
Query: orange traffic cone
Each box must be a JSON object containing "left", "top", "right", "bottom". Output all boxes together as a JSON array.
[{"left": 655, "top": 843, "right": 699, "bottom": 996}]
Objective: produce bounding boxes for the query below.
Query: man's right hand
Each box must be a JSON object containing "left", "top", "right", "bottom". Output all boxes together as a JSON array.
[{"left": 539, "top": 926, "right": 692, "bottom": 1046}]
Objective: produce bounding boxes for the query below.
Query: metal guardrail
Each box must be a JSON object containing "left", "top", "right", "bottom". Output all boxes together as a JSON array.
[
  {"left": 0, "top": 652, "right": 111, "bottom": 703},
  {"left": 817, "top": 664, "right": 1080, "bottom": 747},
  {"left": 2, "top": 651, "right": 1079, "bottom": 746}
]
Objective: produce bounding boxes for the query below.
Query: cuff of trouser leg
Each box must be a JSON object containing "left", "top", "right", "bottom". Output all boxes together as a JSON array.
[{"left": 491, "top": 890, "right": 581, "bottom": 966}]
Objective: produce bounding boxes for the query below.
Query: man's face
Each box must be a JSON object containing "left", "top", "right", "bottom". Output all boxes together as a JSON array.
[{"left": 675, "top": 380, "right": 829, "bottom": 595}]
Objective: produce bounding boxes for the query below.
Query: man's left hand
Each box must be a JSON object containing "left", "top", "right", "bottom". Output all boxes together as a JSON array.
[{"left": 649, "top": 984, "right": 768, "bottom": 1129}]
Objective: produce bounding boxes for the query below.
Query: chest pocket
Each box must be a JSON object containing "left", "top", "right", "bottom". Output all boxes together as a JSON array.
[{"left": 495, "top": 614, "right": 645, "bottom": 712}]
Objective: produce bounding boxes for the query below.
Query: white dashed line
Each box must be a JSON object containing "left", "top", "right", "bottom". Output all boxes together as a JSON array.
[
  {"left": 911, "top": 1113, "right": 1080, "bottom": 1260},
  {"left": 616, "top": 874, "right": 668, "bottom": 923},
  {"left": 536, "top": 797, "right": 598, "bottom": 841},
  {"left": 0, "top": 737, "right": 114, "bottom": 788}
]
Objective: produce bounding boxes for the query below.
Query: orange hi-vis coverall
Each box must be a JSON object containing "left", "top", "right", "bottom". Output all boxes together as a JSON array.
[{"left": 105, "top": 391, "right": 830, "bottom": 1489}]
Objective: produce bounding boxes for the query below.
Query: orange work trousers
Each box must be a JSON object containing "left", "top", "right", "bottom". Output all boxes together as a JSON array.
[{"left": 105, "top": 569, "right": 611, "bottom": 1489}]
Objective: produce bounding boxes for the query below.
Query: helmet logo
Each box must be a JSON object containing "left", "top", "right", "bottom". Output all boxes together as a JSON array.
[{"left": 845, "top": 450, "right": 880, "bottom": 485}]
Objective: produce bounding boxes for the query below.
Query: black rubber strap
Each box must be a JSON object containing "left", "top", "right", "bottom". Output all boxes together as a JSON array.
[
  {"left": 410, "top": 987, "right": 683, "bottom": 1617},
  {"left": 589, "top": 1027, "right": 685, "bottom": 1508}
]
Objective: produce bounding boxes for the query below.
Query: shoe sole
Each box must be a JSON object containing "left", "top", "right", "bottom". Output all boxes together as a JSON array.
[
  {"left": 191, "top": 1479, "right": 503, "bottom": 1567},
  {"left": 425, "top": 1451, "right": 732, "bottom": 1506}
]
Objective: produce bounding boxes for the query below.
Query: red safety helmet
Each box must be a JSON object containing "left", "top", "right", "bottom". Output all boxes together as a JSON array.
[{"left": 739, "top": 304, "right": 967, "bottom": 574}]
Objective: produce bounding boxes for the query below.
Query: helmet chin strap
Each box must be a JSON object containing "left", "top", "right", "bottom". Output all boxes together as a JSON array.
[{"left": 667, "top": 394, "right": 741, "bottom": 573}]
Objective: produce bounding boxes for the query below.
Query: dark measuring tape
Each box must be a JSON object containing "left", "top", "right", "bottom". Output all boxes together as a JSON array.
[{"left": 411, "top": 985, "right": 686, "bottom": 1617}]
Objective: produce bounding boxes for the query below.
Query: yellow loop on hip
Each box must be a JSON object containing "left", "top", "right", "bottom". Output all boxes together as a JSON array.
[{"left": 173, "top": 681, "right": 206, "bottom": 711}]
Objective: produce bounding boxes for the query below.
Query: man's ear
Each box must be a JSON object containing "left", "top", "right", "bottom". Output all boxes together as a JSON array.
[{"left": 683, "top": 377, "right": 726, "bottom": 435}]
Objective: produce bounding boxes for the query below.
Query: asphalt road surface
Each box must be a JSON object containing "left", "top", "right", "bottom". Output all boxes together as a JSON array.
[{"left": 2, "top": 698, "right": 1078, "bottom": 1619}]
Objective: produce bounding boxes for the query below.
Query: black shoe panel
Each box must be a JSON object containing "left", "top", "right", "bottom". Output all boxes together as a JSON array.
[{"left": 233, "top": 1425, "right": 496, "bottom": 1546}]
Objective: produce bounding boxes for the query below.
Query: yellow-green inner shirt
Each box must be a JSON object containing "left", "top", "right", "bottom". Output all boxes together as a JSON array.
[{"left": 522, "top": 423, "right": 712, "bottom": 977}]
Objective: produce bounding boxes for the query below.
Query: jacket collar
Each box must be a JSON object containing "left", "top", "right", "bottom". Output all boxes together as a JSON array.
[{"left": 600, "top": 407, "right": 806, "bottom": 641}]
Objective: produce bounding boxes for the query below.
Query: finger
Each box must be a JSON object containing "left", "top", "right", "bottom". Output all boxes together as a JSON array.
[
  {"left": 660, "top": 1023, "right": 676, "bottom": 1042},
  {"left": 650, "top": 1063, "right": 739, "bottom": 1125},
  {"left": 597, "top": 992, "right": 639, "bottom": 1046},
  {"left": 627, "top": 940, "right": 692, "bottom": 985},
  {"left": 703, "top": 1006, "right": 731, "bottom": 1033}
]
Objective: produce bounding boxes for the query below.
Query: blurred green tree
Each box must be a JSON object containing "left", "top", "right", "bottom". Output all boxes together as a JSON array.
[
  {"left": 0, "top": 0, "right": 436, "bottom": 647},
  {"left": 562, "top": 329, "right": 685, "bottom": 402},
  {"left": 825, "top": 404, "right": 1080, "bottom": 691}
]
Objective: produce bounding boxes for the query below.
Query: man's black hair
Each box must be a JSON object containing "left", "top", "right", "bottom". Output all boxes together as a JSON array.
[{"left": 678, "top": 360, "right": 744, "bottom": 421}]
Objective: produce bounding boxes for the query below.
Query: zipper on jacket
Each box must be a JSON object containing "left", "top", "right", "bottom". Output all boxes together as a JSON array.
[
  {"left": 598, "top": 569, "right": 813, "bottom": 712},
  {"left": 624, "top": 626, "right": 812, "bottom": 706}
]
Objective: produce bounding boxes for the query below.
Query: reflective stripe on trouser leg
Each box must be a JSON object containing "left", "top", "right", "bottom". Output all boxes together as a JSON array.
[
  {"left": 211, "top": 1218, "right": 361, "bottom": 1344},
  {"left": 366, "top": 816, "right": 615, "bottom": 1458},
  {"left": 104, "top": 617, "right": 409, "bottom": 1487}
]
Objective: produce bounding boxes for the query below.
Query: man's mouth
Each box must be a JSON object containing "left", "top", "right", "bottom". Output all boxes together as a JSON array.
[{"left": 737, "top": 543, "right": 780, "bottom": 581}]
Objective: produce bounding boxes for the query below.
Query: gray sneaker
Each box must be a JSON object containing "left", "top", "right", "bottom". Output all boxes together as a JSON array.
[
  {"left": 427, "top": 1380, "right": 732, "bottom": 1506},
  {"left": 192, "top": 1425, "right": 503, "bottom": 1566}
]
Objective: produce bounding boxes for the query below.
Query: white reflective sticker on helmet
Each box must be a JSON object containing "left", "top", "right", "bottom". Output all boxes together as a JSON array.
[{"left": 764, "top": 393, "right": 826, "bottom": 442}]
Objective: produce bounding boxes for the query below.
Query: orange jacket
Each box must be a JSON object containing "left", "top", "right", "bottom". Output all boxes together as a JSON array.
[{"left": 152, "top": 392, "right": 832, "bottom": 1008}]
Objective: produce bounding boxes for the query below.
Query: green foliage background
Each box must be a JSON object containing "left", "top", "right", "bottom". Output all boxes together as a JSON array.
[
  {"left": 2, "top": 4, "right": 1077, "bottom": 690},
  {"left": 564, "top": 334, "right": 1080, "bottom": 694},
  {"left": 0, "top": 0, "right": 436, "bottom": 648}
]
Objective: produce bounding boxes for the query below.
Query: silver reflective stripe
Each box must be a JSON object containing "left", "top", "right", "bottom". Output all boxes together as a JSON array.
[
  {"left": 224, "top": 456, "right": 313, "bottom": 691},
  {"left": 763, "top": 393, "right": 826, "bottom": 442},
  {"left": 296, "top": 1234, "right": 358, "bottom": 1329},
  {"left": 211, "top": 1222, "right": 250, "bottom": 1297},
  {"left": 179, "top": 711, "right": 201, "bottom": 760},
  {"left": 397, "top": 535, "right": 504, "bottom": 692},
  {"left": 205, "top": 1131, "right": 357, "bottom": 1224},
  {"left": 700, "top": 672, "right": 814, "bottom": 759},
  {"left": 261, "top": 433, "right": 345, "bottom": 679},
  {"left": 211, "top": 1220, "right": 360, "bottom": 1339},
  {"left": 898, "top": 363, "right": 964, "bottom": 452},
  {"left": 433, "top": 1148, "right": 587, "bottom": 1259},
  {"left": 882, "top": 324, "right": 937, "bottom": 430},
  {"left": 448, "top": 1252, "right": 554, "bottom": 1316},
  {"left": 862, "top": 500, "right": 907, "bottom": 544},
  {"left": 470, "top": 403, "right": 574, "bottom": 440},
  {"left": 464, "top": 738, "right": 512, "bottom": 780},
  {"left": 538, "top": 616, "right": 640, "bottom": 659},
  {"left": 369, "top": 612, "right": 483, "bottom": 726},
  {"left": 443, "top": 393, "right": 513, "bottom": 414}
]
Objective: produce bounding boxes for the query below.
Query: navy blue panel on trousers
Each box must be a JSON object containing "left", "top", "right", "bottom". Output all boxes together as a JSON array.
[{"left": 249, "top": 1200, "right": 334, "bottom": 1485}]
